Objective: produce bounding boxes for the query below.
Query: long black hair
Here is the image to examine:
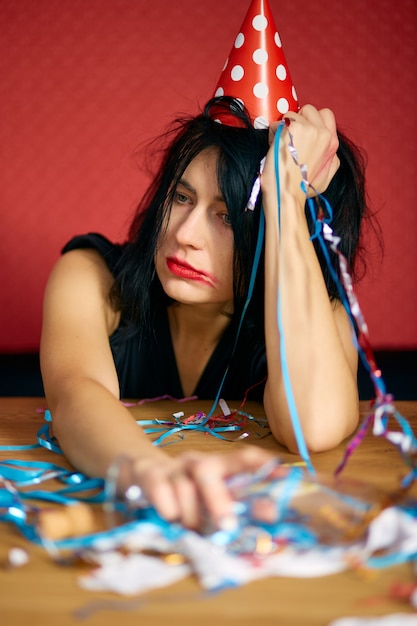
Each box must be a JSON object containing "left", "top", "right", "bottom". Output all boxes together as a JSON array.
[{"left": 112, "top": 96, "right": 370, "bottom": 333}]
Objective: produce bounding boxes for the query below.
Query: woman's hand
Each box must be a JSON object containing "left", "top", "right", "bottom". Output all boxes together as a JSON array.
[
  {"left": 261, "top": 104, "right": 340, "bottom": 202},
  {"left": 119, "top": 446, "right": 275, "bottom": 530}
]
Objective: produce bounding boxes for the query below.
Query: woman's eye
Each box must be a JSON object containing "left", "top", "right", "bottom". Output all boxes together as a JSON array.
[
  {"left": 221, "top": 213, "right": 232, "bottom": 226},
  {"left": 174, "top": 192, "right": 189, "bottom": 204}
]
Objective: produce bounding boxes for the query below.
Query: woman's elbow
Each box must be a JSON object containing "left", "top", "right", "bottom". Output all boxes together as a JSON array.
[{"left": 268, "top": 402, "right": 359, "bottom": 455}]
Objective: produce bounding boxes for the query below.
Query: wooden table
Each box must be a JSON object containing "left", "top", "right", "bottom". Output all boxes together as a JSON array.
[{"left": 1, "top": 397, "right": 416, "bottom": 626}]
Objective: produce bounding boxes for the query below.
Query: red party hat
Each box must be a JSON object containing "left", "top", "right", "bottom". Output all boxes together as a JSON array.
[{"left": 213, "top": 0, "right": 298, "bottom": 128}]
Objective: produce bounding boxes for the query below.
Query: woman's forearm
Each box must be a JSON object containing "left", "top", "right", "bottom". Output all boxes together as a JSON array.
[
  {"left": 48, "top": 378, "right": 166, "bottom": 479},
  {"left": 262, "top": 184, "right": 359, "bottom": 453}
]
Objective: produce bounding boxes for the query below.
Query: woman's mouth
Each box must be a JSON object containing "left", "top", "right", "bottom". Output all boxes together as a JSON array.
[{"left": 166, "top": 257, "right": 218, "bottom": 286}]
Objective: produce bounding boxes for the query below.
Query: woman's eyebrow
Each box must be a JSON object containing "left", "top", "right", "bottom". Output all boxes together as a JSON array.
[
  {"left": 177, "top": 177, "right": 195, "bottom": 193},
  {"left": 177, "top": 177, "right": 226, "bottom": 204}
]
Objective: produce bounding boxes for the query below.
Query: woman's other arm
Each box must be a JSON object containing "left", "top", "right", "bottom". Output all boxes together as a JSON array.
[
  {"left": 40, "top": 249, "right": 272, "bottom": 527},
  {"left": 261, "top": 106, "right": 359, "bottom": 453},
  {"left": 40, "top": 248, "right": 165, "bottom": 476}
]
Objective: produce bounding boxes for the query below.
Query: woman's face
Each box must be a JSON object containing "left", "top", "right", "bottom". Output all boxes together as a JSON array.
[{"left": 155, "top": 148, "right": 234, "bottom": 311}]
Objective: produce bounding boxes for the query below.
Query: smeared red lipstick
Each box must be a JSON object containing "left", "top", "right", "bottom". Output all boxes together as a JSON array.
[{"left": 166, "top": 256, "right": 218, "bottom": 286}]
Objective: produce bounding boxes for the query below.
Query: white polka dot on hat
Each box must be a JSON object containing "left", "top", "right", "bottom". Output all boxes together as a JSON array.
[{"left": 213, "top": 0, "right": 298, "bottom": 128}]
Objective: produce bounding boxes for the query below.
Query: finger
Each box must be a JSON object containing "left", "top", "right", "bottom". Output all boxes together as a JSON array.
[
  {"left": 188, "top": 457, "right": 237, "bottom": 529},
  {"left": 183, "top": 446, "right": 273, "bottom": 480},
  {"left": 180, "top": 451, "right": 232, "bottom": 517},
  {"left": 297, "top": 104, "right": 320, "bottom": 124},
  {"left": 295, "top": 106, "right": 339, "bottom": 189},
  {"left": 145, "top": 468, "right": 202, "bottom": 528},
  {"left": 130, "top": 458, "right": 199, "bottom": 523},
  {"left": 296, "top": 106, "right": 339, "bottom": 155},
  {"left": 285, "top": 105, "right": 337, "bottom": 134},
  {"left": 183, "top": 447, "right": 275, "bottom": 528},
  {"left": 319, "top": 107, "right": 337, "bottom": 134},
  {"left": 169, "top": 469, "right": 202, "bottom": 528},
  {"left": 132, "top": 461, "right": 182, "bottom": 521},
  {"left": 251, "top": 497, "right": 278, "bottom": 524}
]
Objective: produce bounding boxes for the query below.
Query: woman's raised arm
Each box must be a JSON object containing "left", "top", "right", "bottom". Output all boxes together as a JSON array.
[{"left": 261, "top": 105, "right": 359, "bottom": 453}]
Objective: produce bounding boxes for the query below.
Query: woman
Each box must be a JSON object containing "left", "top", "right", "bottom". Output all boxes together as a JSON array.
[{"left": 40, "top": 96, "right": 368, "bottom": 530}]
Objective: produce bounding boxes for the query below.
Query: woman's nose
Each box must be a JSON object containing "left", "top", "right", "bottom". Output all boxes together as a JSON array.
[{"left": 174, "top": 205, "right": 207, "bottom": 248}]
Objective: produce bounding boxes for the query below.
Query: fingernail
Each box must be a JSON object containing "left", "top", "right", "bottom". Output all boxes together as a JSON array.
[{"left": 217, "top": 514, "right": 238, "bottom": 532}]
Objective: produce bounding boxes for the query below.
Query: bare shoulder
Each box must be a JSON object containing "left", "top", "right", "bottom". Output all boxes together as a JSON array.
[
  {"left": 46, "top": 247, "right": 114, "bottom": 293},
  {"left": 44, "top": 248, "right": 119, "bottom": 334},
  {"left": 41, "top": 248, "right": 122, "bottom": 399}
]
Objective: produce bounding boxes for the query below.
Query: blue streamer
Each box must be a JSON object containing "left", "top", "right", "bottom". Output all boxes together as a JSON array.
[
  {"left": 305, "top": 194, "right": 387, "bottom": 398},
  {"left": 0, "top": 459, "right": 71, "bottom": 486},
  {"left": 37, "top": 421, "right": 63, "bottom": 454},
  {"left": 273, "top": 123, "right": 314, "bottom": 474},
  {"left": 207, "top": 208, "right": 265, "bottom": 417},
  {"left": 0, "top": 443, "right": 41, "bottom": 452}
]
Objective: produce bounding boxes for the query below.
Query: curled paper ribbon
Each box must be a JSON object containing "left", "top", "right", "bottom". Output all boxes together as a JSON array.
[
  {"left": 138, "top": 401, "right": 270, "bottom": 447},
  {"left": 246, "top": 157, "right": 266, "bottom": 211},
  {"left": 280, "top": 128, "right": 417, "bottom": 483}
]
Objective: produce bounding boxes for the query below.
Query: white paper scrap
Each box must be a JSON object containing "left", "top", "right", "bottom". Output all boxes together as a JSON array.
[{"left": 78, "top": 552, "right": 190, "bottom": 595}]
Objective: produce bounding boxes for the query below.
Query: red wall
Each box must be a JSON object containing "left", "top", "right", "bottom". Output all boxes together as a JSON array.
[{"left": 1, "top": 0, "right": 416, "bottom": 351}]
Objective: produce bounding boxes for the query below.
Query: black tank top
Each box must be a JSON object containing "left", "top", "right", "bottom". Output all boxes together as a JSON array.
[{"left": 63, "top": 233, "right": 267, "bottom": 401}]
